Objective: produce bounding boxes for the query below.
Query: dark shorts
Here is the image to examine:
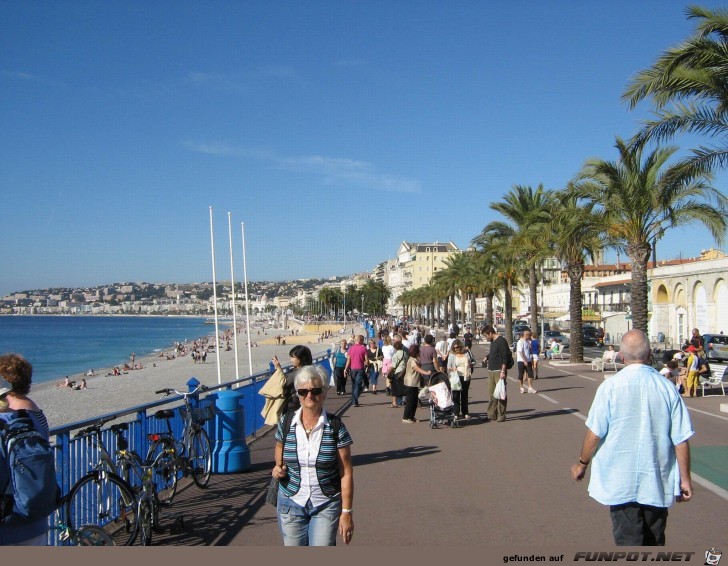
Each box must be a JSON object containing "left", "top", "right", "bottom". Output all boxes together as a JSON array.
[{"left": 517, "top": 361, "right": 534, "bottom": 381}]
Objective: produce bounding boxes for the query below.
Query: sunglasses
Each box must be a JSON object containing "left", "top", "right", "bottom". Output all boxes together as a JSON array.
[{"left": 297, "top": 387, "right": 323, "bottom": 397}]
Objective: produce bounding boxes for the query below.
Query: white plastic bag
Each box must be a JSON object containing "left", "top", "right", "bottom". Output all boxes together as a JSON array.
[
  {"left": 449, "top": 371, "right": 462, "bottom": 391},
  {"left": 493, "top": 378, "right": 507, "bottom": 400}
]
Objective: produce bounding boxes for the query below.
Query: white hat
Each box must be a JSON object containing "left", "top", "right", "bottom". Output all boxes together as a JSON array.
[{"left": 0, "top": 377, "right": 12, "bottom": 397}]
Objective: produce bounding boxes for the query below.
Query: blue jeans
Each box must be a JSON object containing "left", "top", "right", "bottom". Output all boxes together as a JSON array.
[
  {"left": 277, "top": 493, "right": 341, "bottom": 546},
  {"left": 351, "top": 369, "right": 365, "bottom": 405},
  {"left": 368, "top": 366, "right": 379, "bottom": 387}
]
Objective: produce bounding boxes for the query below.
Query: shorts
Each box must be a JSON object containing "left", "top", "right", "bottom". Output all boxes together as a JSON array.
[{"left": 531, "top": 354, "right": 539, "bottom": 362}]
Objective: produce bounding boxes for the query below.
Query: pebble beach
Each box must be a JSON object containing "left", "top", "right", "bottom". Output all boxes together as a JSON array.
[{"left": 31, "top": 323, "right": 364, "bottom": 430}]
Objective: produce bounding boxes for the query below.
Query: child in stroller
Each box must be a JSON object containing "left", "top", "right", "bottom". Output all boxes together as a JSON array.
[{"left": 422, "top": 371, "right": 459, "bottom": 429}]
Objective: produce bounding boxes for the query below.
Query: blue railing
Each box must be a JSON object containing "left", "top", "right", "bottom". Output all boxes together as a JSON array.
[{"left": 47, "top": 349, "right": 332, "bottom": 545}]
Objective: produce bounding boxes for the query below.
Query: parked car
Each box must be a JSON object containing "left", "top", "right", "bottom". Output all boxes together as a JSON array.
[
  {"left": 543, "top": 330, "right": 570, "bottom": 348},
  {"left": 582, "top": 326, "right": 599, "bottom": 346},
  {"left": 703, "top": 333, "right": 728, "bottom": 362}
]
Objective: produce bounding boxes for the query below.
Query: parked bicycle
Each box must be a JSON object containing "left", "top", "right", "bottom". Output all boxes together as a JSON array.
[
  {"left": 64, "top": 418, "right": 140, "bottom": 545},
  {"left": 51, "top": 514, "right": 116, "bottom": 546},
  {"left": 145, "top": 384, "right": 213, "bottom": 505}
]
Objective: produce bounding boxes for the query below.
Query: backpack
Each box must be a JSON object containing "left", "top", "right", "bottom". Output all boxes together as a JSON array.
[
  {"left": 505, "top": 342, "right": 515, "bottom": 370},
  {"left": 0, "top": 410, "right": 61, "bottom": 524}
]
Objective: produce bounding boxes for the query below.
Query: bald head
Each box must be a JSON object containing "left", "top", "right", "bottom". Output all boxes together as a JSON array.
[{"left": 619, "top": 330, "right": 651, "bottom": 364}]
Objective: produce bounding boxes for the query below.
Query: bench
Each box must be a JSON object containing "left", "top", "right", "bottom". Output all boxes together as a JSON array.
[
  {"left": 699, "top": 366, "right": 727, "bottom": 396},
  {"left": 549, "top": 343, "right": 570, "bottom": 361}
]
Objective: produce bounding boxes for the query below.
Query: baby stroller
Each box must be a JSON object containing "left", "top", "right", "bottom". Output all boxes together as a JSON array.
[{"left": 422, "top": 372, "right": 458, "bottom": 429}]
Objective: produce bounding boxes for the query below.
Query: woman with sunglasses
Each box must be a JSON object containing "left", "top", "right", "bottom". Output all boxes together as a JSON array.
[{"left": 271, "top": 364, "right": 355, "bottom": 546}]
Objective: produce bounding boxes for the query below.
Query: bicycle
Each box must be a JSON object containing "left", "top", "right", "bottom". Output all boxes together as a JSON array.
[
  {"left": 51, "top": 516, "right": 116, "bottom": 546},
  {"left": 145, "top": 384, "right": 213, "bottom": 505},
  {"left": 64, "top": 417, "right": 140, "bottom": 545}
]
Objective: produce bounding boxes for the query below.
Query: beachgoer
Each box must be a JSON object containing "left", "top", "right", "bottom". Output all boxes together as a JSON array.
[
  {"left": 73, "top": 379, "right": 87, "bottom": 390},
  {"left": 0, "top": 353, "right": 51, "bottom": 545},
  {"left": 57, "top": 376, "right": 70, "bottom": 388},
  {"left": 271, "top": 365, "right": 354, "bottom": 546},
  {"left": 571, "top": 330, "right": 694, "bottom": 546}
]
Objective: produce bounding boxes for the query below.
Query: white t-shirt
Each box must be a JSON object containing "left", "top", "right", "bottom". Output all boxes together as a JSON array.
[
  {"left": 516, "top": 338, "right": 532, "bottom": 363},
  {"left": 381, "top": 344, "right": 395, "bottom": 361}
]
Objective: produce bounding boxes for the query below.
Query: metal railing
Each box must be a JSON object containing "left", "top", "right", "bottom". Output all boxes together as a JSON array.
[{"left": 47, "top": 349, "right": 332, "bottom": 545}]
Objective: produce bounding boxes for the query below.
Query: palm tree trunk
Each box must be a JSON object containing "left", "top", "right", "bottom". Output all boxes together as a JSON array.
[
  {"left": 567, "top": 261, "right": 585, "bottom": 363},
  {"left": 443, "top": 300, "right": 449, "bottom": 328},
  {"left": 504, "top": 280, "right": 513, "bottom": 346},
  {"left": 486, "top": 291, "right": 494, "bottom": 326},
  {"left": 450, "top": 295, "right": 456, "bottom": 326},
  {"left": 627, "top": 242, "right": 651, "bottom": 333},
  {"left": 469, "top": 293, "right": 476, "bottom": 326},
  {"left": 529, "top": 263, "right": 539, "bottom": 333},
  {"left": 460, "top": 290, "right": 466, "bottom": 327}
]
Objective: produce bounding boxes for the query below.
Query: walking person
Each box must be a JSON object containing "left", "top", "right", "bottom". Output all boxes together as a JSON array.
[
  {"left": 402, "top": 344, "right": 431, "bottom": 424},
  {"left": 483, "top": 325, "right": 510, "bottom": 422},
  {"left": 389, "top": 341, "right": 408, "bottom": 408},
  {"left": 0, "top": 353, "right": 51, "bottom": 546},
  {"left": 271, "top": 365, "right": 354, "bottom": 546},
  {"left": 571, "top": 330, "right": 694, "bottom": 546},
  {"left": 366, "top": 338, "right": 383, "bottom": 395},
  {"left": 517, "top": 329, "right": 537, "bottom": 394},
  {"left": 344, "top": 335, "right": 368, "bottom": 407},
  {"left": 380, "top": 335, "right": 394, "bottom": 396},
  {"left": 530, "top": 332, "right": 541, "bottom": 379},
  {"left": 447, "top": 339, "right": 474, "bottom": 419},
  {"left": 419, "top": 334, "right": 441, "bottom": 374},
  {"left": 332, "top": 340, "right": 348, "bottom": 396}
]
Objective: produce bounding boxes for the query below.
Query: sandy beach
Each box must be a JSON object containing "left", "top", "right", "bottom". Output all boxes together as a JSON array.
[{"left": 32, "top": 323, "right": 366, "bottom": 430}]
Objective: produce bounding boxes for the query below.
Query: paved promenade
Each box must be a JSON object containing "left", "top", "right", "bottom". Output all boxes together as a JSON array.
[{"left": 148, "top": 343, "right": 728, "bottom": 547}]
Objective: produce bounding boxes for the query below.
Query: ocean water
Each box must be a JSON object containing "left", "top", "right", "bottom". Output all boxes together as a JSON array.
[{"left": 0, "top": 315, "right": 210, "bottom": 385}]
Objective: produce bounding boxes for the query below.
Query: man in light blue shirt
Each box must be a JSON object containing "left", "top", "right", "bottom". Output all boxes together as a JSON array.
[{"left": 571, "top": 329, "right": 694, "bottom": 546}]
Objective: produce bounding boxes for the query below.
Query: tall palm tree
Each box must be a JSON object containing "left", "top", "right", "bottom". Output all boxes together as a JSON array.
[
  {"left": 623, "top": 6, "right": 728, "bottom": 171},
  {"left": 573, "top": 136, "right": 726, "bottom": 333},
  {"left": 471, "top": 230, "right": 524, "bottom": 344},
  {"left": 472, "top": 250, "right": 501, "bottom": 327},
  {"left": 441, "top": 251, "right": 478, "bottom": 326},
  {"left": 488, "top": 185, "right": 554, "bottom": 333},
  {"left": 549, "top": 190, "right": 606, "bottom": 362},
  {"left": 432, "top": 269, "right": 457, "bottom": 329}
]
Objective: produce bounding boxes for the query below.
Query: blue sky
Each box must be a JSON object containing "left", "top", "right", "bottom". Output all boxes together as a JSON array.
[{"left": 2, "top": 1, "right": 726, "bottom": 296}]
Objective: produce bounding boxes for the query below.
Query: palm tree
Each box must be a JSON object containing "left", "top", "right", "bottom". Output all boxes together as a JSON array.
[
  {"left": 488, "top": 185, "right": 554, "bottom": 333},
  {"left": 573, "top": 136, "right": 726, "bottom": 333},
  {"left": 441, "top": 252, "right": 478, "bottom": 327},
  {"left": 549, "top": 190, "right": 607, "bottom": 362},
  {"left": 623, "top": 6, "right": 728, "bottom": 171},
  {"left": 432, "top": 269, "right": 457, "bottom": 329},
  {"left": 471, "top": 230, "right": 524, "bottom": 344}
]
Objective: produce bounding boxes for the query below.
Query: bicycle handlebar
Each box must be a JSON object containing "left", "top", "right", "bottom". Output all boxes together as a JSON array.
[
  {"left": 156, "top": 384, "right": 209, "bottom": 398},
  {"left": 74, "top": 416, "right": 117, "bottom": 438}
]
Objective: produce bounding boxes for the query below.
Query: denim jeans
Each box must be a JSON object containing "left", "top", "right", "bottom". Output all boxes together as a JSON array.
[
  {"left": 368, "top": 366, "right": 379, "bottom": 387},
  {"left": 277, "top": 493, "right": 342, "bottom": 546},
  {"left": 351, "top": 369, "right": 365, "bottom": 405}
]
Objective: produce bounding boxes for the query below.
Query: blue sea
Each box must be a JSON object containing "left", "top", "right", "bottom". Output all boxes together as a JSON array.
[{"left": 0, "top": 316, "right": 211, "bottom": 385}]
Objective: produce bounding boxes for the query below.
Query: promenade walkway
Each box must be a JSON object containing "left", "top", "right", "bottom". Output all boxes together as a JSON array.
[{"left": 148, "top": 343, "right": 728, "bottom": 547}]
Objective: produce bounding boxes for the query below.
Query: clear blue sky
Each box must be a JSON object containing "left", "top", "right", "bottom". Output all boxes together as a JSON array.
[{"left": 2, "top": 1, "right": 726, "bottom": 296}]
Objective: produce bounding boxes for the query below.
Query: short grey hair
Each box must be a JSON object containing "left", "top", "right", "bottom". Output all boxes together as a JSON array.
[
  {"left": 293, "top": 364, "right": 328, "bottom": 390},
  {"left": 619, "top": 329, "right": 651, "bottom": 364}
]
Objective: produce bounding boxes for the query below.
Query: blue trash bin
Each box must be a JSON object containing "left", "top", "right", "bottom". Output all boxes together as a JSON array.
[{"left": 211, "top": 389, "right": 251, "bottom": 473}]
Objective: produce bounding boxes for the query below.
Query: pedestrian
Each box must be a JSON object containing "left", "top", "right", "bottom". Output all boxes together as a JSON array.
[
  {"left": 530, "top": 332, "right": 541, "bottom": 379},
  {"left": 483, "top": 325, "right": 510, "bottom": 422},
  {"left": 344, "top": 335, "right": 367, "bottom": 407},
  {"left": 689, "top": 328, "right": 704, "bottom": 350},
  {"left": 517, "top": 329, "right": 537, "bottom": 394},
  {"left": 570, "top": 330, "right": 693, "bottom": 546},
  {"left": 366, "top": 338, "right": 382, "bottom": 395},
  {"left": 332, "top": 340, "right": 348, "bottom": 396},
  {"left": 684, "top": 345, "right": 699, "bottom": 397},
  {"left": 271, "top": 365, "right": 354, "bottom": 546},
  {"left": 447, "top": 339, "right": 474, "bottom": 419},
  {"left": 380, "top": 335, "right": 394, "bottom": 396},
  {"left": 402, "top": 344, "right": 431, "bottom": 424},
  {"left": 0, "top": 353, "right": 51, "bottom": 545}
]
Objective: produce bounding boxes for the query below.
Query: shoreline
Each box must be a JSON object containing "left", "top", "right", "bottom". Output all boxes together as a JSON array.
[{"left": 32, "top": 323, "right": 365, "bottom": 430}]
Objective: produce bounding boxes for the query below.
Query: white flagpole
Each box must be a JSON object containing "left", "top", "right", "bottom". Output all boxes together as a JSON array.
[
  {"left": 241, "top": 222, "right": 254, "bottom": 377},
  {"left": 209, "top": 206, "right": 222, "bottom": 385},
  {"left": 228, "top": 212, "right": 240, "bottom": 382}
]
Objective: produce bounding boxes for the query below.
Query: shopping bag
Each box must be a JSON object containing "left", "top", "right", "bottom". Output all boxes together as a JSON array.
[
  {"left": 493, "top": 378, "right": 507, "bottom": 400},
  {"left": 449, "top": 371, "right": 462, "bottom": 391}
]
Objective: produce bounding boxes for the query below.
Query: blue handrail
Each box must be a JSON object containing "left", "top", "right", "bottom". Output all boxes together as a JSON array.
[{"left": 47, "top": 349, "right": 332, "bottom": 545}]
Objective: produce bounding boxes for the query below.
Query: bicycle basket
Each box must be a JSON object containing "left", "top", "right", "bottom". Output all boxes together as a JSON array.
[{"left": 181, "top": 404, "right": 215, "bottom": 424}]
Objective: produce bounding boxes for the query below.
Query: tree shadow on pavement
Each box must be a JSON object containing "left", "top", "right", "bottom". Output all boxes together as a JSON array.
[{"left": 351, "top": 445, "right": 440, "bottom": 467}]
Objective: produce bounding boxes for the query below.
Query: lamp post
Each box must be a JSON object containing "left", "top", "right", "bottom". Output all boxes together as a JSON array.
[{"left": 540, "top": 261, "right": 546, "bottom": 341}]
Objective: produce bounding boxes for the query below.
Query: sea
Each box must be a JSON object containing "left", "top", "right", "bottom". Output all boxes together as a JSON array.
[{"left": 0, "top": 315, "right": 212, "bottom": 386}]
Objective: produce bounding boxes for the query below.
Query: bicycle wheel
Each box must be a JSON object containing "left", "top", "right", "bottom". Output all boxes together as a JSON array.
[
  {"left": 137, "top": 500, "right": 153, "bottom": 546},
  {"left": 189, "top": 428, "right": 212, "bottom": 488},
  {"left": 117, "top": 452, "right": 145, "bottom": 496},
  {"left": 146, "top": 438, "right": 178, "bottom": 505},
  {"left": 76, "top": 525, "right": 116, "bottom": 546},
  {"left": 66, "top": 471, "right": 139, "bottom": 546}
]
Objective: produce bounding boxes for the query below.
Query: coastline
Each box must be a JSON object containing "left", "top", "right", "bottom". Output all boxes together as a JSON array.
[{"left": 31, "top": 323, "right": 364, "bottom": 430}]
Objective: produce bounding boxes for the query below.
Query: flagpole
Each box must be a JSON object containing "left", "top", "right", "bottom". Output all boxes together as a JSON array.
[
  {"left": 228, "top": 212, "right": 240, "bottom": 382},
  {"left": 209, "top": 207, "right": 222, "bottom": 385},
  {"left": 241, "top": 222, "right": 254, "bottom": 377}
]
